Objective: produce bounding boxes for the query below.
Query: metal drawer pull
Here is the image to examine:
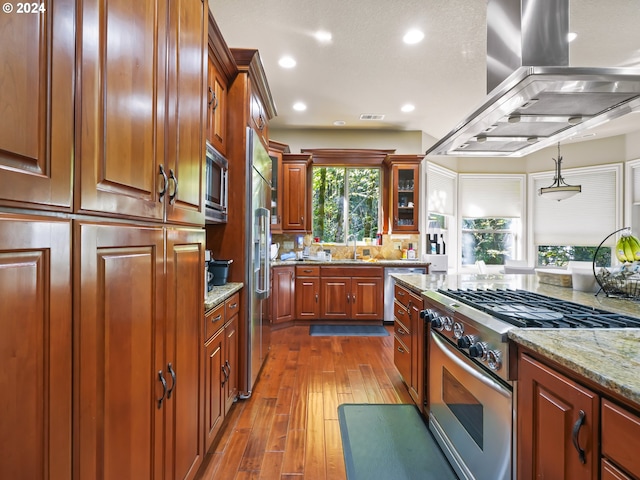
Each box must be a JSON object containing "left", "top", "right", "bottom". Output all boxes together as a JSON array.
[
  {"left": 397, "top": 328, "right": 407, "bottom": 335},
  {"left": 397, "top": 309, "right": 405, "bottom": 315},
  {"left": 225, "top": 360, "right": 231, "bottom": 379},
  {"left": 229, "top": 303, "right": 238, "bottom": 309},
  {"left": 169, "top": 169, "right": 178, "bottom": 204},
  {"left": 211, "top": 314, "right": 222, "bottom": 323},
  {"left": 397, "top": 346, "right": 405, "bottom": 353},
  {"left": 158, "top": 164, "right": 168, "bottom": 202},
  {"left": 166, "top": 363, "right": 176, "bottom": 399},
  {"left": 157, "top": 370, "right": 167, "bottom": 408},
  {"left": 315, "top": 293, "right": 318, "bottom": 303},
  {"left": 221, "top": 365, "right": 227, "bottom": 387},
  {"left": 304, "top": 269, "right": 313, "bottom": 273},
  {"left": 572, "top": 410, "right": 586, "bottom": 464}
]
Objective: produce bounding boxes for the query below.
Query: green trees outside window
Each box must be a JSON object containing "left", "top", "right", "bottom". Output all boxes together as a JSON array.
[
  {"left": 312, "top": 167, "right": 380, "bottom": 243},
  {"left": 461, "top": 218, "right": 515, "bottom": 265}
]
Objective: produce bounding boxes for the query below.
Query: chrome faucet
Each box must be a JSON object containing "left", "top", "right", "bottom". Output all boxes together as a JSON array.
[{"left": 347, "top": 234, "right": 357, "bottom": 259}]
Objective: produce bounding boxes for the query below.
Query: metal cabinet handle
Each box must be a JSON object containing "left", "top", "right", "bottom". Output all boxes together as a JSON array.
[
  {"left": 229, "top": 303, "right": 238, "bottom": 309},
  {"left": 398, "top": 328, "right": 407, "bottom": 335},
  {"left": 315, "top": 293, "right": 318, "bottom": 303},
  {"left": 398, "top": 291, "right": 405, "bottom": 296},
  {"left": 166, "top": 363, "right": 176, "bottom": 399},
  {"left": 397, "top": 309, "right": 405, "bottom": 315},
  {"left": 169, "top": 169, "right": 178, "bottom": 204},
  {"left": 303, "top": 269, "right": 312, "bottom": 273},
  {"left": 157, "top": 370, "right": 167, "bottom": 408},
  {"left": 221, "top": 365, "right": 227, "bottom": 387},
  {"left": 397, "top": 346, "right": 405, "bottom": 353},
  {"left": 208, "top": 87, "right": 218, "bottom": 110},
  {"left": 346, "top": 293, "right": 350, "bottom": 304},
  {"left": 572, "top": 410, "right": 587, "bottom": 464},
  {"left": 224, "top": 360, "right": 231, "bottom": 380},
  {"left": 158, "top": 165, "right": 168, "bottom": 202},
  {"left": 211, "top": 314, "right": 222, "bottom": 323}
]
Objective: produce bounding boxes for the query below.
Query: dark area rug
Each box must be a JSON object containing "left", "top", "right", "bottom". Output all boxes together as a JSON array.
[
  {"left": 309, "top": 324, "right": 389, "bottom": 336},
  {"left": 338, "top": 404, "right": 457, "bottom": 480}
]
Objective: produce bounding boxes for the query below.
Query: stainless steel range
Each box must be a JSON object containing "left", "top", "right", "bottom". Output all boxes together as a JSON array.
[{"left": 421, "top": 288, "right": 640, "bottom": 480}]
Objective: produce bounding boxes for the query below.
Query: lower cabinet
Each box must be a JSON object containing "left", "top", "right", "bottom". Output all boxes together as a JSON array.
[
  {"left": 272, "top": 266, "right": 295, "bottom": 324},
  {"left": 204, "top": 292, "right": 240, "bottom": 451},
  {"left": 393, "top": 283, "right": 425, "bottom": 410},
  {"left": 320, "top": 266, "right": 383, "bottom": 321},
  {"left": 0, "top": 214, "right": 72, "bottom": 480},
  {"left": 601, "top": 399, "right": 640, "bottom": 479},
  {"left": 517, "top": 352, "right": 599, "bottom": 480},
  {"left": 295, "top": 265, "right": 320, "bottom": 320},
  {"left": 75, "top": 222, "right": 205, "bottom": 480}
]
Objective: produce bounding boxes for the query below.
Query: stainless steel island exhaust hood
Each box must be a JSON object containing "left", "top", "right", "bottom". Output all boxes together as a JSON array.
[{"left": 426, "top": 0, "right": 640, "bottom": 157}]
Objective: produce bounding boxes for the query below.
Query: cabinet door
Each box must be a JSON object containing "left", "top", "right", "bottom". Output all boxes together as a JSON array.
[
  {"left": 207, "top": 53, "right": 228, "bottom": 156},
  {"left": 268, "top": 148, "right": 283, "bottom": 234},
  {"left": 391, "top": 164, "right": 419, "bottom": 233},
  {"left": 78, "top": 0, "right": 166, "bottom": 220},
  {"left": 296, "top": 277, "right": 320, "bottom": 319},
  {"left": 165, "top": 228, "right": 205, "bottom": 480},
  {"left": 249, "top": 87, "right": 269, "bottom": 147},
  {"left": 351, "top": 276, "right": 383, "bottom": 320},
  {"left": 282, "top": 162, "right": 307, "bottom": 231},
  {"left": 409, "top": 295, "right": 425, "bottom": 409},
  {"left": 0, "top": 215, "right": 72, "bottom": 480},
  {"left": 0, "top": 0, "right": 74, "bottom": 210},
  {"left": 165, "top": 0, "right": 207, "bottom": 225},
  {"left": 224, "top": 314, "right": 239, "bottom": 412},
  {"left": 273, "top": 266, "right": 295, "bottom": 324},
  {"left": 321, "top": 277, "right": 350, "bottom": 319},
  {"left": 75, "top": 222, "right": 165, "bottom": 480},
  {"left": 517, "top": 353, "right": 599, "bottom": 480},
  {"left": 204, "top": 328, "right": 225, "bottom": 451}
]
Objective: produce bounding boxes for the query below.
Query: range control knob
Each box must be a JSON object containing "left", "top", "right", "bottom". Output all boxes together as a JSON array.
[
  {"left": 453, "top": 322, "right": 464, "bottom": 339},
  {"left": 487, "top": 350, "right": 503, "bottom": 371},
  {"left": 442, "top": 316, "right": 454, "bottom": 331},
  {"left": 457, "top": 334, "right": 477, "bottom": 349},
  {"left": 468, "top": 342, "right": 488, "bottom": 360},
  {"left": 430, "top": 316, "right": 444, "bottom": 331},
  {"left": 420, "top": 309, "right": 434, "bottom": 320}
]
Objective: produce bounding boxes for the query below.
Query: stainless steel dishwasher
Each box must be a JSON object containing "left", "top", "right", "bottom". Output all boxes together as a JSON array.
[{"left": 383, "top": 266, "right": 427, "bottom": 323}]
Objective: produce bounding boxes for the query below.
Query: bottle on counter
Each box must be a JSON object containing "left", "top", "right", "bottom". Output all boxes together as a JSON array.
[
  {"left": 407, "top": 243, "right": 416, "bottom": 260},
  {"left": 402, "top": 247, "right": 408, "bottom": 259},
  {"left": 376, "top": 231, "right": 383, "bottom": 245}
]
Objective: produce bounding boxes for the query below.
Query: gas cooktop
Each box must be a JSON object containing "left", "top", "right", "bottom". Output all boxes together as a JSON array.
[{"left": 438, "top": 288, "right": 640, "bottom": 329}]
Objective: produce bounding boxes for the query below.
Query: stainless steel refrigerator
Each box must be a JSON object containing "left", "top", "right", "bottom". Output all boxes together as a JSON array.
[{"left": 242, "top": 127, "right": 272, "bottom": 397}]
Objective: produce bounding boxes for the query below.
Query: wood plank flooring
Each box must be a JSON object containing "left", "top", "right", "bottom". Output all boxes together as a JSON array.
[{"left": 196, "top": 325, "right": 414, "bottom": 479}]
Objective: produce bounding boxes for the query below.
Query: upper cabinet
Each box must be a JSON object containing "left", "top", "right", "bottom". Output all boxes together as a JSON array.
[
  {"left": 77, "top": 0, "right": 207, "bottom": 225},
  {"left": 0, "top": 0, "right": 75, "bottom": 211},
  {"left": 206, "top": 12, "right": 237, "bottom": 157},
  {"left": 268, "top": 140, "right": 290, "bottom": 234},
  {"left": 386, "top": 155, "right": 422, "bottom": 234},
  {"left": 282, "top": 153, "right": 312, "bottom": 232}
]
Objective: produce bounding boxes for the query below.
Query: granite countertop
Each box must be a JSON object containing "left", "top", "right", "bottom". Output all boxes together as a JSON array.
[
  {"left": 205, "top": 282, "right": 243, "bottom": 312},
  {"left": 391, "top": 273, "right": 640, "bottom": 407},
  {"left": 272, "top": 259, "right": 430, "bottom": 268}
]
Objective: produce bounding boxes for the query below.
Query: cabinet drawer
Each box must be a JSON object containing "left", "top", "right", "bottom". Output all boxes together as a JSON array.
[
  {"left": 225, "top": 292, "right": 240, "bottom": 319},
  {"left": 394, "top": 335, "right": 411, "bottom": 384},
  {"left": 393, "top": 301, "right": 411, "bottom": 331},
  {"left": 602, "top": 399, "right": 640, "bottom": 477},
  {"left": 394, "top": 284, "right": 410, "bottom": 308},
  {"left": 205, "top": 302, "right": 225, "bottom": 342},
  {"left": 296, "top": 265, "right": 320, "bottom": 277},
  {"left": 601, "top": 459, "right": 632, "bottom": 480},
  {"left": 394, "top": 317, "right": 411, "bottom": 342}
]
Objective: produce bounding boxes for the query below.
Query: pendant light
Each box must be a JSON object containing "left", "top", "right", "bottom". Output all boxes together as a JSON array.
[{"left": 538, "top": 143, "right": 581, "bottom": 201}]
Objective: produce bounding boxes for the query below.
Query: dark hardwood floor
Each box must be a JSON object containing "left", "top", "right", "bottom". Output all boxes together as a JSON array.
[{"left": 196, "top": 324, "right": 414, "bottom": 479}]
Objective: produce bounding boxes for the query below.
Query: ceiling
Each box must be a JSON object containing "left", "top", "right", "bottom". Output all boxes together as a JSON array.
[{"left": 209, "top": 0, "right": 640, "bottom": 148}]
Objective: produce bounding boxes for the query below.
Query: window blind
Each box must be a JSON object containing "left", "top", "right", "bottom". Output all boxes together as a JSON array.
[
  {"left": 633, "top": 163, "right": 640, "bottom": 205},
  {"left": 532, "top": 165, "right": 620, "bottom": 245},
  {"left": 427, "top": 163, "right": 456, "bottom": 216},
  {"left": 459, "top": 175, "right": 523, "bottom": 218}
]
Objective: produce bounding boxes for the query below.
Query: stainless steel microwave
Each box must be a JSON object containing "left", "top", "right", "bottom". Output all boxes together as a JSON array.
[{"left": 205, "top": 142, "right": 228, "bottom": 223}]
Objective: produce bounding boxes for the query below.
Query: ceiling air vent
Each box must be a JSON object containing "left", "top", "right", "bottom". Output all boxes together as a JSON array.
[{"left": 359, "top": 113, "right": 385, "bottom": 121}]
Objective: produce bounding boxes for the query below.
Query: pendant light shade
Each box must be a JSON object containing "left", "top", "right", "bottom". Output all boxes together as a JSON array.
[{"left": 538, "top": 143, "right": 581, "bottom": 201}]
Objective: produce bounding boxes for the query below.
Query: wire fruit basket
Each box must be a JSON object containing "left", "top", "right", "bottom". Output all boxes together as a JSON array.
[{"left": 593, "top": 227, "right": 640, "bottom": 300}]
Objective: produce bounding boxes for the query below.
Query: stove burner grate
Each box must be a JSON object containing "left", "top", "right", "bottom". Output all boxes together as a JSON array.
[{"left": 438, "top": 288, "right": 640, "bottom": 328}]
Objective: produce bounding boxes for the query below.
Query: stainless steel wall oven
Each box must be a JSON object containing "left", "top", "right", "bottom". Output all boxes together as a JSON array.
[{"left": 205, "top": 141, "right": 228, "bottom": 223}]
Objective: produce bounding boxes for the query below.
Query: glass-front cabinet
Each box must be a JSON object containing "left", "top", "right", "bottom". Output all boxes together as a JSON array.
[{"left": 388, "top": 156, "right": 421, "bottom": 233}]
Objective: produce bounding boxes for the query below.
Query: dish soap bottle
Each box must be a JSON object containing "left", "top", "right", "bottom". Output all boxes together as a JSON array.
[{"left": 407, "top": 243, "right": 416, "bottom": 260}]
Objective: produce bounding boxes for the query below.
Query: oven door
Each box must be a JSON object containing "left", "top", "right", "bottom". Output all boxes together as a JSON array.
[
  {"left": 205, "top": 142, "right": 228, "bottom": 223},
  {"left": 429, "top": 331, "right": 512, "bottom": 480}
]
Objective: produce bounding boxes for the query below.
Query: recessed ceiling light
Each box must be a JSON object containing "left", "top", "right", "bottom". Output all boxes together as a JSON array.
[
  {"left": 333, "top": 120, "right": 346, "bottom": 126},
  {"left": 403, "top": 29, "right": 424, "bottom": 45},
  {"left": 293, "top": 102, "right": 307, "bottom": 111},
  {"left": 401, "top": 104, "right": 415, "bottom": 113},
  {"left": 278, "top": 56, "right": 296, "bottom": 68},
  {"left": 568, "top": 32, "right": 577, "bottom": 42},
  {"left": 314, "top": 30, "right": 332, "bottom": 43}
]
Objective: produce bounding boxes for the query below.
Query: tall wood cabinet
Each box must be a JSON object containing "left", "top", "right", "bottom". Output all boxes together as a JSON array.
[
  {"left": 0, "top": 215, "right": 72, "bottom": 480},
  {"left": 268, "top": 140, "right": 290, "bottom": 234},
  {"left": 282, "top": 154, "right": 312, "bottom": 232},
  {"left": 386, "top": 155, "right": 422, "bottom": 234},
  {"left": 75, "top": 223, "right": 205, "bottom": 480}
]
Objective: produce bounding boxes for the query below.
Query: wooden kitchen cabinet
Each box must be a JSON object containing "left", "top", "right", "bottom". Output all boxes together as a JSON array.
[
  {"left": 517, "top": 352, "right": 599, "bottom": 480},
  {"left": 206, "top": 51, "right": 228, "bottom": 156},
  {"left": 0, "top": 0, "right": 74, "bottom": 211},
  {"left": 0, "top": 215, "right": 72, "bottom": 480},
  {"left": 386, "top": 156, "right": 422, "bottom": 234},
  {"left": 78, "top": 0, "right": 206, "bottom": 225},
  {"left": 272, "top": 266, "right": 295, "bottom": 324},
  {"left": 75, "top": 222, "right": 205, "bottom": 480},
  {"left": 295, "top": 265, "right": 321, "bottom": 320},
  {"left": 268, "top": 140, "right": 290, "bottom": 234},
  {"left": 282, "top": 154, "right": 312, "bottom": 232},
  {"left": 601, "top": 399, "right": 640, "bottom": 479},
  {"left": 393, "top": 283, "right": 425, "bottom": 409},
  {"left": 223, "top": 294, "right": 240, "bottom": 411},
  {"left": 320, "top": 266, "right": 383, "bottom": 321}
]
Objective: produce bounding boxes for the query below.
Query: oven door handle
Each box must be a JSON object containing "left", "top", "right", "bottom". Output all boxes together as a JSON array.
[{"left": 431, "top": 331, "right": 511, "bottom": 398}]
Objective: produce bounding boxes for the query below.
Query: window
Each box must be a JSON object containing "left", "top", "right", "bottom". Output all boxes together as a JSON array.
[
  {"left": 312, "top": 167, "right": 381, "bottom": 243},
  {"left": 461, "top": 218, "right": 517, "bottom": 265},
  {"left": 537, "top": 245, "right": 611, "bottom": 267}
]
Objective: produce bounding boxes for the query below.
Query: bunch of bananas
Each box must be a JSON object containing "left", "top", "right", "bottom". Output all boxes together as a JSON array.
[{"left": 616, "top": 233, "right": 640, "bottom": 263}]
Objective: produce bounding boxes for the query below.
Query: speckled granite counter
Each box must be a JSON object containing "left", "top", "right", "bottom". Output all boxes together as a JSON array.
[
  {"left": 205, "top": 282, "right": 243, "bottom": 312},
  {"left": 390, "top": 273, "right": 640, "bottom": 406},
  {"left": 272, "top": 259, "right": 430, "bottom": 268}
]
